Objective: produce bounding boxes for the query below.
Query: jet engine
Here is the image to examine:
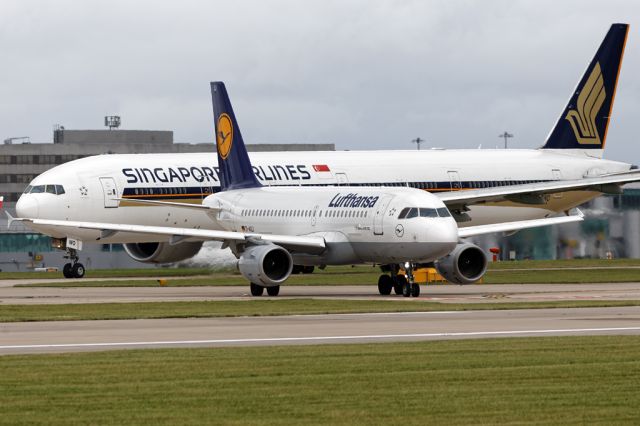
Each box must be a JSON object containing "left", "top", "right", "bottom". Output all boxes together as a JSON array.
[
  {"left": 123, "top": 241, "right": 203, "bottom": 264},
  {"left": 435, "top": 242, "right": 487, "bottom": 284},
  {"left": 238, "top": 244, "right": 293, "bottom": 287}
]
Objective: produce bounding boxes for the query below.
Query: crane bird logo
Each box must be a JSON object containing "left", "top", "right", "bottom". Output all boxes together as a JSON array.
[
  {"left": 565, "top": 62, "right": 606, "bottom": 145},
  {"left": 216, "top": 113, "right": 234, "bottom": 159}
]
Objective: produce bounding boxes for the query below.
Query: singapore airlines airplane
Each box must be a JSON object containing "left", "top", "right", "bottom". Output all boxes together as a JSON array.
[
  {"left": 7, "top": 23, "right": 640, "bottom": 294},
  {"left": 10, "top": 82, "right": 586, "bottom": 297}
]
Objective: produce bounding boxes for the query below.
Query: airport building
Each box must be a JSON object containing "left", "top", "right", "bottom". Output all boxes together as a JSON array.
[{"left": 0, "top": 127, "right": 334, "bottom": 272}]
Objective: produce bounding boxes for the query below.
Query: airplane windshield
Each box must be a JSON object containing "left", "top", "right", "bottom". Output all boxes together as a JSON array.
[
  {"left": 26, "top": 185, "right": 65, "bottom": 195},
  {"left": 398, "top": 207, "right": 451, "bottom": 219}
]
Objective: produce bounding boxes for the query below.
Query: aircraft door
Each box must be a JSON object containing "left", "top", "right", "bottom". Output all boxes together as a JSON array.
[
  {"left": 373, "top": 194, "right": 394, "bottom": 235},
  {"left": 448, "top": 171, "right": 462, "bottom": 191},
  {"left": 99, "top": 177, "right": 119, "bottom": 208}
]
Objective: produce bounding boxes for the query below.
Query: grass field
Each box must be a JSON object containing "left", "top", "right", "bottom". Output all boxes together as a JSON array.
[
  {"left": 1, "top": 336, "right": 639, "bottom": 425},
  {"left": 2, "top": 299, "right": 640, "bottom": 323}
]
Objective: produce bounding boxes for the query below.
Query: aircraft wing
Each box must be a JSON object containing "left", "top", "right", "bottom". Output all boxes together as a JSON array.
[
  {"left": 10, "top": 215, "right": 326, "bottom": 254},
  {"left": 457, "top": 209, "right": 584, "bottom": 238},
  {"left": 436, "top": 170, "right": 640, "bottom": 207}
]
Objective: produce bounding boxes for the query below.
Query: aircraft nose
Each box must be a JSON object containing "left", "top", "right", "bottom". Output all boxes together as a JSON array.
[{"left": 16, "top": 195, "right": 39, "bottom": 218}]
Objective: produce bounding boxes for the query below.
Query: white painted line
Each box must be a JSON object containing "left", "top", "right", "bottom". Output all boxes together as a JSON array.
[{"left": 2, "top": 326, "right": 640, "bottom": 350}]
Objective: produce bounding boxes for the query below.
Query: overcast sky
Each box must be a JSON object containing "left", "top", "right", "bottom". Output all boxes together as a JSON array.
[{"left": 1, "top": 0, "right": 639, "bottom": 162}]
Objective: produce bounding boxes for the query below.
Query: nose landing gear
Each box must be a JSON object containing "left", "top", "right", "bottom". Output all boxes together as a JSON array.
[
  {"left": 62, "top": 249, "right": 85, "bottom": 279},
  {"left": 377, "top": 263, "right": 420, "bottom": 297}
]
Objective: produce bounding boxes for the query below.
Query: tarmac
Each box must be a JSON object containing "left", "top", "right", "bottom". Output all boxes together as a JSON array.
[{"left": 2, "top": 279, "right": 640, "bottom": 355}]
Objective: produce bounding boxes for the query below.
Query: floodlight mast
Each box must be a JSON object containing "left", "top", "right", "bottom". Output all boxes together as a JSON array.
[
  {"left": 499, "top": 131, "right": 513, "bottom": 149},
  {"left": 105, "top": 116, "right": 121, "bottom": 130},
  {"left": 412, "top": 137, "right": 424, "bottom": 150}
]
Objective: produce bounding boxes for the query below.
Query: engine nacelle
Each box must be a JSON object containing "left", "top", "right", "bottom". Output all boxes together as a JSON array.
[
  {"left": 238, "top": 244, "right": 293, "bottom": 287},
  {"left": 123, "top": 241, "right": 203, "bottom": 264},
  {"left": 435, "top": 242, "right": 487, "bottom": 284}
]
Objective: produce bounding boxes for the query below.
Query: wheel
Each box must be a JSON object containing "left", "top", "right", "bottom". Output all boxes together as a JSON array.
[
  {"left": 266, "top": 285, "right": 280, "bottom": 296},
  {"left": 291, "top": 265, "right": 303, "bottom": 275},
  {"left": 394, "top": 275, "right": 407, "bottom": 295},
  {"left": 250, "top": 283, "right": 264, "bottom": 296},
  {"left": 62, "top": 263, "right": 73, "bottom": 278},
  {"left": 377, "top": 275, "right": 393, "bottom": 295},
  {"left": 302, "top": 266, "right": 315, "bottom": 274},
  {"left": 402, "top": 282, "right": 411, "bottom": 298},
  {"left": 411, "top": 283, "right": 420, "bottom": 298},
  {"left": 72, "top": 263, "right": 85, "bottom": 278}
]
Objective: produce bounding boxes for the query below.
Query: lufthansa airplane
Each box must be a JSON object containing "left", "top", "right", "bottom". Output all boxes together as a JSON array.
[
  {"left": 10, "top": 82, "right": 586, "bottom": 296},
  {"left": 8, "top": 24, "right": 640, "bottom": 292}
]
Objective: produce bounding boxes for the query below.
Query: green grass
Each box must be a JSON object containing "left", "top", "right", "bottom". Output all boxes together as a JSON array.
[
  {"left": 487, "top": 258, "right": 640, "bottom": 269},
  {"left": 0, "top": 267, "right": 214, "bottom": 280},
  {"left": 2, "top": 299, "right": 640, "bottom": 323},
  {"left": 1, "top": 336, "right": 640, "bottom": 424}
]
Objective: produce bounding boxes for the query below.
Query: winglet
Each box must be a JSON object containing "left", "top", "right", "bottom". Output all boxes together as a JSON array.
[
  {"left": 210, "top": 82, "right": 262, "bottom": 191},
  {"left": 5, "top": 211, "right": 18, "bottom": 229},
  {"left": 542, "top": 23, "right": 628, "bottom": 156}
]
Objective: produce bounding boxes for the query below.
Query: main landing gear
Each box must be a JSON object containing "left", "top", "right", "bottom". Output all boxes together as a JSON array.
[
  {"left": 377, "top": 263, "right": 420, "bottom": 297},
  {"left": 62, "top": 249, "right": 85, "bottom": 279},
  {"left": 250, "top": 283, "right": 280, "bottom": 297}
]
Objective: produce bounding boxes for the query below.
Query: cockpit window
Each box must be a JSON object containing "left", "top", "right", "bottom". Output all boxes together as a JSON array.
[
  {"left": 399, "top": 206, "right": 452, "bottom": 219},
  {"left": 437, "top": 207, "right": 451, "bottom": 217},
  {"left": 419, "top": 208, "right": 438, "bottom": 217},
  {"left": 26, "top": 184, "right": 65, "bottom": 195}
]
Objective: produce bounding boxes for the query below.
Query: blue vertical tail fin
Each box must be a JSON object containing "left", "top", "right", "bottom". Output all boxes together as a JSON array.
[
  {"left": 542, "top": 23, "right": 628, "bottom": 156},
  {"left": 211, "top": 82, "right": 261, "bottom": 191}
]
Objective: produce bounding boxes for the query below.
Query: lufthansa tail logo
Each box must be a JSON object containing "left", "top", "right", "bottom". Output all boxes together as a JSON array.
[
  {"left": 216, "top": 113, "right": 233, "bottom": 159},
  {"left": 565, "top": 62, "right": 606, "bottom": 145}
]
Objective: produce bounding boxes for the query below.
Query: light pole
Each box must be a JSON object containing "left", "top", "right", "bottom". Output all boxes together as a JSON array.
[
  {"left": 498, "top": 131, "right": 513, "bottom": 149},
  {"left": 412, "top": 137, "right": 424, "bottom": 150}
]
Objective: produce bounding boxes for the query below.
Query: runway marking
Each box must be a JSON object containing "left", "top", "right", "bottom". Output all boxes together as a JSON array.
[{"left": 2, "top": 327, "right": 640, "bottom": 351}]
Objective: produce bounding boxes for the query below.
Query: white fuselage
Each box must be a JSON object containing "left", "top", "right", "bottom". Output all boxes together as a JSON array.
[
  {"left": 211, "top": 186, "right": 458, "bottom": 264},
  {"left": 16, "top": 148, "right": 632, "bottom": 242}
]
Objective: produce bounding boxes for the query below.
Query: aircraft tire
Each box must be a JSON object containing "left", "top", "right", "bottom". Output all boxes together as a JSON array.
[
  {"left": 377, "top": 275, "right": 393, "bottom": 295},
  {"left": 63, "top": 263, "right": 73, "bottom": 279},
  {"left": 394, "top": 275, "right": 407, "bottom": 295},
  {"left": 302, "top": 266, "right": 315, "bottom": 274},
  {"left": 402, "top": 282, "right": 411, "bottom": 298},
  {"left": 411, "top": 283, "right": 420, "bottom": 298},
  {"left": 72, "top": 263, "right": 85, "bottom": 279},
  {"left": 250, "top": 283, "right": 264, "bottom": 296},
  {"left": 266, "top": 285, "right": 280, "bottom": 296}
]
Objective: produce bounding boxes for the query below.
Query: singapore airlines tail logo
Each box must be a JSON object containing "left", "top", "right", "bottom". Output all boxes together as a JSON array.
[
  {"left": 216, "top": 113, "right": 233, "bottom": 159},
  {"left": 565, "top": 62, "right": 606, "bottom": 145}
]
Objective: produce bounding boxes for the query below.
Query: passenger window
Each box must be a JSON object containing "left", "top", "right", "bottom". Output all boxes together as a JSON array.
[
  {"left": 437, "top": 207, "right": 451, "bottom": 217},
  {"left": 419, "top": 208, "right": 438, "bottom": 217}
]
